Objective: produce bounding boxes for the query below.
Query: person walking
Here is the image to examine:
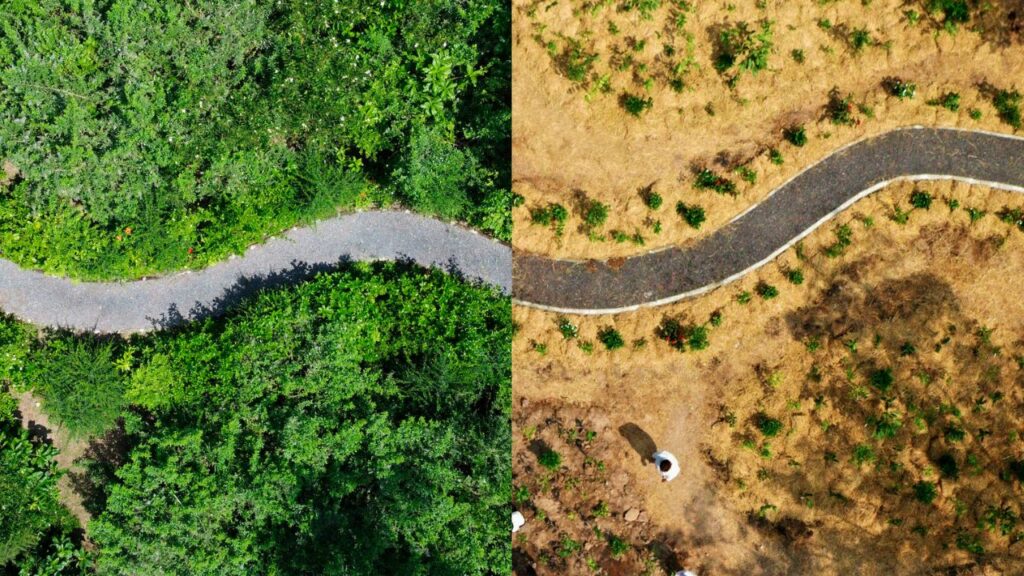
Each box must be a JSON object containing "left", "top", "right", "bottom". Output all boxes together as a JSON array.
[{"left": 653, "top": 450, "right": 680, "bottom": 482}]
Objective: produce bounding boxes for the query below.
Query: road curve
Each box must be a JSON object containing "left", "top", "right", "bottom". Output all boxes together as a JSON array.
[
  {"left": 0, "top": 211, "right": 511, "bottom": 333},
  {"left": 513, "top": 127, "right": 1024, "bottom": 315}
]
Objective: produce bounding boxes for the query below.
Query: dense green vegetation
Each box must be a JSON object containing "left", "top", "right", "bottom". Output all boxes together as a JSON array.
[
  {"left": 1, "top": 263, "right": 511, "bottom": 574},
  {"left": 0, "top": 391, "right": 88, "bottom": 574},
  {"left": 0, "top": 0, "right": 511, "bottom": 279}
]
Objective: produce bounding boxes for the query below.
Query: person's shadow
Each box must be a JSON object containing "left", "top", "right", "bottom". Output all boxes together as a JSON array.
[{"left": 619, "top": 423, "right": 657, "bottom": 465}]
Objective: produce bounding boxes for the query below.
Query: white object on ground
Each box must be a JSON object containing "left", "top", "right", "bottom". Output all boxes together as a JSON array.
[
  {"left": 675, "top": 571, "right": 697, "bottom": 576},
  {"left": 653, "top": 450, "right": 680, "bottom": 482},
  {"left": 511, "top": 511, "right": 526, "bottom": 533}
]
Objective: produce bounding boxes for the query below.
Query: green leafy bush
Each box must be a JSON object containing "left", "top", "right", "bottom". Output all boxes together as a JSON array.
[
  {"left": 784, "top": 125, "right": 808, "bottom": 147},
  {"left": 827, "top": 89, "right": 857, "bottom": 126},
  {"left": 714, "top": 20, "right": 774, "bottom": 82},
  {"left": 657, "top": 318, "right": 709, "bottom": 352},
  {"left": 598, "top": 327, "right": 625, "bottom": 350},
  {"left": 622, "top": 93, "right": 654, "bottom": 116},
  {"left": 993, "top": 89, "right": 1023, "bottom": 130},
  {"left": 756, "top": 282, "right": 779, "bottom": 300},
  {"left": 26, "top": 340, "right": 125, "bottom": 438},
  {"left": 913, "top": 481, "right": 938, "bottom": 504},
  {"left": 0, "top": 394, "right": 64, "bottom": 564},
  {"left": 676, "top": 202, "right": 706, "bottom": 229},
  {"left": 539, "top": 448, "right": 563, "bottom": 471},
  {"left": 694, "top": 169, "right": 737, "bottom": 196},
  {"left": 910, "top": 190, "right": 933, "bottom": 209},
  {"left": 757, "top": 414, "right": 783, "bottom": 438},
  {"left": 0, "top": 0, "right": 511, "bottom": 279},
  {"left": 884, "top": 77, "right": 917, "bottom": 99},
  {"left": 869, "top": 368, "right": 895, "bottom": 393},
  {"left": 927, "top": 92, "right": 961, "bottom": 112}
]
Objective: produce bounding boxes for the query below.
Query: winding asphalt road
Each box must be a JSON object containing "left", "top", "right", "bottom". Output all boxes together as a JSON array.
[
  {"left": 0, "top": 211, "right": 511, "bottom": 333},
  {"left": 513, "top": 127, "right": 1024, "bottom": 315}
]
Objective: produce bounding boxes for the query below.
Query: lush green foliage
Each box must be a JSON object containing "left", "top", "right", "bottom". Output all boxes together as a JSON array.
[
  {"left": 0, "top": 393, "right": 57, "bottom": 563},
  {"left": 993, "top": 89, "right": 1022, "bottom": 130},
  {"left": 784, "top": 125, "right": 807, "bottom": 147},
  {"left": 6, "top": 263, "right": 511, "bottom": 574},
  {"left": 25, "top": 339, "right": 125, "bottom": 438},
  {"left": 676, "top": 202, "right": 706, "bottom": 229},
  {"left": 714, "top": 20, "right": 773, "bottom": 84},
  {"left": 0, "top": 0, "right": 511, "bottom": 279}
]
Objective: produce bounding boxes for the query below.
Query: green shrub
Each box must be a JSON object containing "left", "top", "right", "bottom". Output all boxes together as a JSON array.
[
  {"left": 884, "top": 77, "right": 917, "bottom": 100},
  {"left": 756, "top": 282, "right": 779, "bottom": 300},
  {"left": 869, "top": 368, "right": 895, "bottom": 393},
  {"left": 791, "top": 49, "right": 805, "bottom": 63},
  {"left": 714, "top": 20, "right": 774, "bottom": 80},
  {"left": 622, "top": 93, "right": 654, "bottom": 117},
  {"left": 583, "top": 200, "right": 610, "bottom": 230},
  {"left": 993, "top": 89, "right": 1023, "bottom": 130},
  {"left": 598, "top": 327, "right": 625, "bottom": 350},
  {"left": 927, "top": 91, "right": 961, "bottom": 112},
  {"left": 937, "top": 453, "right": 960, "bottom": 479},
  {"left": 538, "top": 448, "right": 563, "bottom": 471},
  {"left": 694, "top": 169, "right": 737, "bottom": 196},
  {"left": 757, "top": 415, "right": 783, "bottom": 438},
  {"left": 913, "top": 481, "right": 938, "bottom": 504},
  {"left": 849, "top": 27, "right": 874, "bottom": 52},
  {"left": 531, "top": 203, "right": 570, "bottom": 236},
  {"left": 852, "top": 444, "right": 876, "bottom": 466},
  {"left": 870, "top": 411, "right": 902, "bottom": 440},
  {"left": 676, "top": 202, "right": 706, "bottom": 229},
  {"left": 827, "top": 89, "right": 857, "bottom": 126},
  {"left": 928, "top": 0, "right": 970, "bottom": 31},
  {"left": 642, "top": 189, "right": 663, "bottom": 210},
  {"left": 910, "top": 190, "right": 933, "bottom": 209},
  {"left": 27, "top": 340, "right": 125, "bottom": 438},
  {"left": 787, "top": 269, "right": 804, "bottom": 285},
  {"left": 0, "top": 395, "right": 65, "bottom": 564},
  {"left": 784, "top": 126, "right": 807, "bottom": 147},
  {"left": 945, "top": 424, "right": 966, "bottom": 443},
  {"left": 557, "top": 317, "right": 579, "bottom": 340},
  {"left": 657, "top": 318, "right": 708, "bottom": 351},
  {"left": 607, "top": 534, "right": 630, "bottom": 558}
]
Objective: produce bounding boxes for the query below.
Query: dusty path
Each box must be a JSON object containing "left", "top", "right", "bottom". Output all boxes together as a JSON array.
[
  {"left": 0, "top": 210, "right": 511, "bottom": 333},
  {"left": 513, "top": 127, "right": 1024, "bottom": 314}
]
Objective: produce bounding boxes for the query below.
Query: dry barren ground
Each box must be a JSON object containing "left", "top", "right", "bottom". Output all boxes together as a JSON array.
[
  {"left": 513, "top": 182, "right": 1024, "bottom": 575},
  {"left": 513, "top": 0, "right": 1024, "bottom": 259}
]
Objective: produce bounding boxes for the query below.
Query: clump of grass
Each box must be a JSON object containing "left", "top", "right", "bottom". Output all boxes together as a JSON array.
[
  {"left": 714, "top": 20, "right": 774, "bottom": 83},
  {"left": 786, "top": 269, "right": 804, "bottom": 285},
  {"left": 791, "top": 48, "right": 805, "bottom": 63},
  {"left": 676, "top": 202, "right": 706, "bottom": 229},
  {"left": 768, "top": 148, "right": 784, "bottom": 165},
  {"left": 598, "top": 327, "right": 625, "bottom": 350},
  {"left": 944, "top": 424, "right": 966, "bottom": 443}
]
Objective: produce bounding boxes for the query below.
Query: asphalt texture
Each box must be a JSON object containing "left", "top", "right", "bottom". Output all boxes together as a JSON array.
[
  {"left": 513, "top": 127, "right": 1024, "bottom": 314},
  {"left": 0, "top": 210, "right": 511, "bottom": 333}
]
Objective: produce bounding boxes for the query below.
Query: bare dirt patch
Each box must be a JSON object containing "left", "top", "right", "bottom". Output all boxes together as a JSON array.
[{"left": 514, "top": 182, "right": 1024, "bottom": 574}]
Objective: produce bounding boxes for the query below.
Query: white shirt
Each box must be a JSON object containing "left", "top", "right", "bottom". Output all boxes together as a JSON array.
[
  {"left": 511, "top": 511, "right": 525, "bottom": 533},
  {"left": 653, "top": 450, "right": 680, "bottom": 482}
]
